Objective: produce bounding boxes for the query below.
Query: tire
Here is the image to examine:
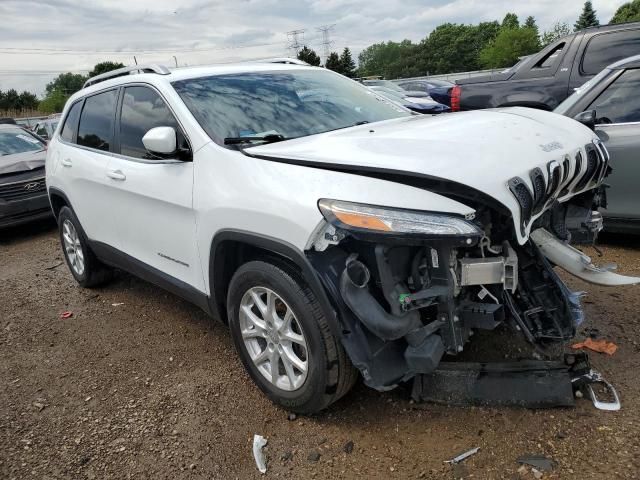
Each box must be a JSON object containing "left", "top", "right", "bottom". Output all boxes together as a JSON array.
[
  {"left": 227, "top": 260, "right": 358, "bottom": 413},
  {"left": 58, "top": 206, "right": 112, "bottom": 288}
]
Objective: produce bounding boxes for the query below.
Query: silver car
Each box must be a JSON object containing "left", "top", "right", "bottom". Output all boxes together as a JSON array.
[{"left": 556, "top": 55, "right": 640, "bottom": 234}]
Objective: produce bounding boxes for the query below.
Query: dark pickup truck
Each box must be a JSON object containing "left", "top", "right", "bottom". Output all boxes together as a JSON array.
[{"left": 451, "top": 22, "right": 640, "bottom": 111}]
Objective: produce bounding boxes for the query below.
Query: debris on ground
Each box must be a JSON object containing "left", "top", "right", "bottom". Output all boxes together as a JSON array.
[
  {"left": 571, "top": 338, "right": 618, "bottom": 355},
  {"left": 111, "top": 302, "right": 125, "bottom": 307},
  {"left": 59, "top": 311, "right": 73, "bottom": 319},
  {"left": 445, "top": 447, "right": 480, "bottom": 464},
  {"left": 343, "top": 440, "right": 354, "bottom": 454},
  {"left": 287, "top": 413, "right": 296, "bottom": 421},
  {"left": 252, "top": 434, "right": 268, "bottom": 474},
  {"left": 45, "top": 261, "right": 64, "bottom": 270},
  {"left": 516, "top": 454, "right": 554, "bottom": 472},
  {"left": 307, "top": 451, "right": 321, "bottom": 462}
]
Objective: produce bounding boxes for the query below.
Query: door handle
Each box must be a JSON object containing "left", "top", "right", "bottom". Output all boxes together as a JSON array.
[
  {"left": 61, "top": 158, "right": 72, "bottom": 167},
  {"left": 107, "top": 169, "right": 126, "bottom": 181}
]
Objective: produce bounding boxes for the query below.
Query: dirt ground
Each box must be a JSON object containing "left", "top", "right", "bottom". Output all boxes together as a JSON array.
[{"left": 1, "top": 220, "right": 639, "bottom": 479}]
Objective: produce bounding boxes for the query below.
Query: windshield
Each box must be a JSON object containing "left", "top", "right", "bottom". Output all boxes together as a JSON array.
[
  {"left": 0, "top": 127, "right": 45, "bottom": 156},
  {"left": 173, "top": 70, "right": 409, "bottom": 144},
  {"left": 370, "top": 87, "right": 407, "bottom": 103},
  {"left": 555, "top": 68, "right": 614, "bottom": 115}
]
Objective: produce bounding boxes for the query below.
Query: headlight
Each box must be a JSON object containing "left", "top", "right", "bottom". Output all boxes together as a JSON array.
[{"left": 318, "top": 199, "right": 481, "bottom": 236}]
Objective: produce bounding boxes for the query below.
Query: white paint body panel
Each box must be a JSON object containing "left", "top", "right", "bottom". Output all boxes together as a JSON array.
[
  {"left": 247, "top": 108, "right": 600, "bottom": 244},
  {"left": 45, "top": 63, "right": 602, "bottom": 298}
]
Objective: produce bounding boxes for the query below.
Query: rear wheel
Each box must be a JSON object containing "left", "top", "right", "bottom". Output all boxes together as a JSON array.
[
  {"left": 227, "top": 260, "right": 357, "bottom": 413},
  {"left": 58, "top": 206, "right": 112, "bottom": 288}
]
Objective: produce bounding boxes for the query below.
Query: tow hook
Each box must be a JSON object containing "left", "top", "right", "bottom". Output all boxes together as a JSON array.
[{"left": 571, "top": 369, "right": 621, "bottom": 411}]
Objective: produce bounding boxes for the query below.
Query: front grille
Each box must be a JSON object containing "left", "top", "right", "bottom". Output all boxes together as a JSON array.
[
  {"left": 508, "top": 177, "right": 533, "bottom": 234},
  {"left": 546, "top": 161, "right": 562, "bottom": 199},
  {"left": 530, "top": 168, "right": 546, "bottom": 213},
  {"left": 0, "top": 177, "right": 46, "bottom": 201},
  {"left": 575, "top": 147, "right": 598, "bottom": 191},
  {"left": 562, "top": 158, "right": 570, "bottom": 183}
]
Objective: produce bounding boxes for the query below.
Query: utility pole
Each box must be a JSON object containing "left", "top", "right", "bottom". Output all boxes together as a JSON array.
[
  {"left": 316, "top": 24, "right": 335, "bottom": 65},
  {"left": 286, "top": 29, "right": 305, "bottom": 57}
]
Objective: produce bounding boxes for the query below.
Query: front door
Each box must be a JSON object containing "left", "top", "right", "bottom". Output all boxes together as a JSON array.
[{"left": 104, "top": 85, "right": 204, "bottom": 291}]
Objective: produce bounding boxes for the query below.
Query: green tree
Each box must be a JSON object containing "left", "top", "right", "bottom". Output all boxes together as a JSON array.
[
  {"left": 611, "top": 0, "right": 640, "bottom": 23},
  {"left": 501, "top": 13, "right": 520, "bottom": 29},
  {"left": 324, "top": 52, "right": 343, "bottom": 73},
  {"left": 17, "top": 91, "right": 39, "bottom": 110},
  {"left": 575, "top": 1, "right": 600, "bottom": 30},
  {"left": 339, "top": 48, "right": 356, "bottom": 77},
  {"left": 479, "top": 26, "right": 541, "bottom": 69},
  {"left": 39, "top": 90, "right": 68, "bottom": 113},
  {"left": 45, "top": 72, "right": 87, "bottom": 96},
  {"left": 541, "top": 22, "right": 572, "bottom": 47},
  {"left": 297, "top": 46, "right": 321, "bottom": 66},
  {"left": 88, "top": 61, "right": 125, "bottom": 78}
]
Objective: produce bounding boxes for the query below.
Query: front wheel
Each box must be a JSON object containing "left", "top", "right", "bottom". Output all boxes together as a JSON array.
[{"left": 227, "top": 260, "right": 357, "bottom": 413}]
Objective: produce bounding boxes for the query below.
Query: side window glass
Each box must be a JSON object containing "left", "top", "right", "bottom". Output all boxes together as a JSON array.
[
  {"left": 582, "top": 30, "right": 640, "bottom": 76},
  {"left": 534, "top": 43, "right": 565, "bottom": 69},
  {"left": 60, "top": 101, "right": 82, "bottom": 143},
  {"left": 119, "top": 86, "right": 185, "bottom": 159},
  {"left": 77, "top": 89, "right": 117, "bottom": 152},
  {"left": 589, "top": 69, "right": 640, "bottom": 124}
]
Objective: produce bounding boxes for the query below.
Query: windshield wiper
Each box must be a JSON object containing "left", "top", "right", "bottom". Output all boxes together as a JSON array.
[{"left": 223, "top": 134, "right": 286, "bottom": 145}]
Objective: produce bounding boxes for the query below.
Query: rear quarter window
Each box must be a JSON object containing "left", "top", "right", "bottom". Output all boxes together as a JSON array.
[
  {"left": 60, "top": 101, "right": 83, "bottom": 143},
  {"left": 582, "top": 29, "right": 640, "bottom": 76}
]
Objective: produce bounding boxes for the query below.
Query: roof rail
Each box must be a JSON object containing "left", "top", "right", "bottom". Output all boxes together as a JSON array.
[
  {"left": 247, "top": 57, "right": 310, "bottom": 66},
  {"left": 83, "top": 64, "right": 171, "bottom": 89}
]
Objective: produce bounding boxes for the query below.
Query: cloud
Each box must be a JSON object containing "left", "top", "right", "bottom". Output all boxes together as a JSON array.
[{"left": 0, "top": 0, "right": 622, "bottom": 96}]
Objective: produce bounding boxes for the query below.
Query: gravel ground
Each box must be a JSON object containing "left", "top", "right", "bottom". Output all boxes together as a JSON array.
[{"left": 1, "top": 221, "right": 639, "bottom": 479}]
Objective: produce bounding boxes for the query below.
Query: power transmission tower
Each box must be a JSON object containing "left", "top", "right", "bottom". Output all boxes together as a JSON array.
[
  {"left": 286, "top": 29, "right": 305, "bottom": 57},
  {"left": 316, "top": 24, "right": 335, "bottom": 64}
]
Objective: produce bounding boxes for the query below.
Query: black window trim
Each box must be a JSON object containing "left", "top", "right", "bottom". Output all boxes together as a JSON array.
[
  {"left": 113, "top": 82, "right": 193, "bottom": 164},
  {"left": 58, "top": 82, "right": 192, "bottom": 164},
  {"left": 580, "top": 28, "right": 640, "bottom": 76}
]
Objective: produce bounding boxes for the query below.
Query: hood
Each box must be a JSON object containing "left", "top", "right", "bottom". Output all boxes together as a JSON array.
[
  {"left": 0, "top": 149, "right": 46, "bottom": 175},
  {"left": 246, "top": 108, "right": 599, "bottom": 244}
]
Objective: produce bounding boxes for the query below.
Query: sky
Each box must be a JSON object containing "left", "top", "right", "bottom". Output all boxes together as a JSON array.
[{"left": 0, "top": 0, "right": 625, "bottom": 96}]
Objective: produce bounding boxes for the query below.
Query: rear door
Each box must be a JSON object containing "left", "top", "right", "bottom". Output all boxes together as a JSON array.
[
  {"left": 55, "top": 90, "right": 120, "bottom": 246},
  {"left": 589, "top": 68, "right": 640, "bottom": 222},
  {"left": 104, "top": 84, "right": 203, "bottom": 291}
]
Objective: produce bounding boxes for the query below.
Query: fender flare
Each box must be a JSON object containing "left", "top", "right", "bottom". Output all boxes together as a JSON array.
[{"left": 208, "top": 229, "right": 343, "bottom": 337}]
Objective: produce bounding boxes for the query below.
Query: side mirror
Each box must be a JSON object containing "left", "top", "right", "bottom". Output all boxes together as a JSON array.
[
  {"left": 142, "top": 126, "right": 177, "bottom": 155},
  {"left": 573, "top": 110, "right": 596, "bottom": 131}
]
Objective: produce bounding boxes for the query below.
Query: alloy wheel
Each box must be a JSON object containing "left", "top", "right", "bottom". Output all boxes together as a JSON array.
[
  {"left": 239, "top": 286, "right": 309, "bottom": 391},
  {"left": 62, "top": 219, "right": 85, "bottom": 276}
]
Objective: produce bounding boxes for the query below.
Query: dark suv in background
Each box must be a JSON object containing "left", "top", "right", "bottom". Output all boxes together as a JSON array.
[{"left": 451, "top": 22, "right": 640, "bottom": 111}]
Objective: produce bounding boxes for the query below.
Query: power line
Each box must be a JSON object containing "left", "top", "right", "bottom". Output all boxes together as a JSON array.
[{"left": 0, "top": 39, "right": 291, "bottom": 56}]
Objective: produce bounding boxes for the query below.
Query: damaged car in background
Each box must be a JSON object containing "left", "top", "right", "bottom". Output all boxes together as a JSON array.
[{"left": 46, "top": 63, "right": 638, "bottom": 414}]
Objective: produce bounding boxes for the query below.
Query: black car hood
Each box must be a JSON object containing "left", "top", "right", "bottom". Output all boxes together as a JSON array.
[{"left": 0, "top": 149, "right": 46, "bottom": 175}]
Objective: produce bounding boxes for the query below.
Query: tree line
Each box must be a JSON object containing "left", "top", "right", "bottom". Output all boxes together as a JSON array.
[{"left": 300, "top": 1, "right": 640, "bottom": 80}]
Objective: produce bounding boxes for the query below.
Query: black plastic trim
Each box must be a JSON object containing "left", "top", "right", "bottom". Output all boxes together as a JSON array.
[
  {"left": 243, "top": 151, "right": 511, "bottom": 216},
  {"left": 208, "top": 229, "right": 342, "bottom": 337},
  {"left": 89, "top": 240, "right": 212, "bottom": 314}
]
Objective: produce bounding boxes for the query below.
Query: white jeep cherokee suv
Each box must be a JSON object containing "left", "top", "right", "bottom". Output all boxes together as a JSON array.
[{"left": 46, "top": 63, "right": 638, "bottom": 413}]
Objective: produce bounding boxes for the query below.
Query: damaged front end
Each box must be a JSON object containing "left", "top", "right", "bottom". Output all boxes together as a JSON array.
[{"left": 307, "top": 182, "right": 636, "bottom": 404}]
